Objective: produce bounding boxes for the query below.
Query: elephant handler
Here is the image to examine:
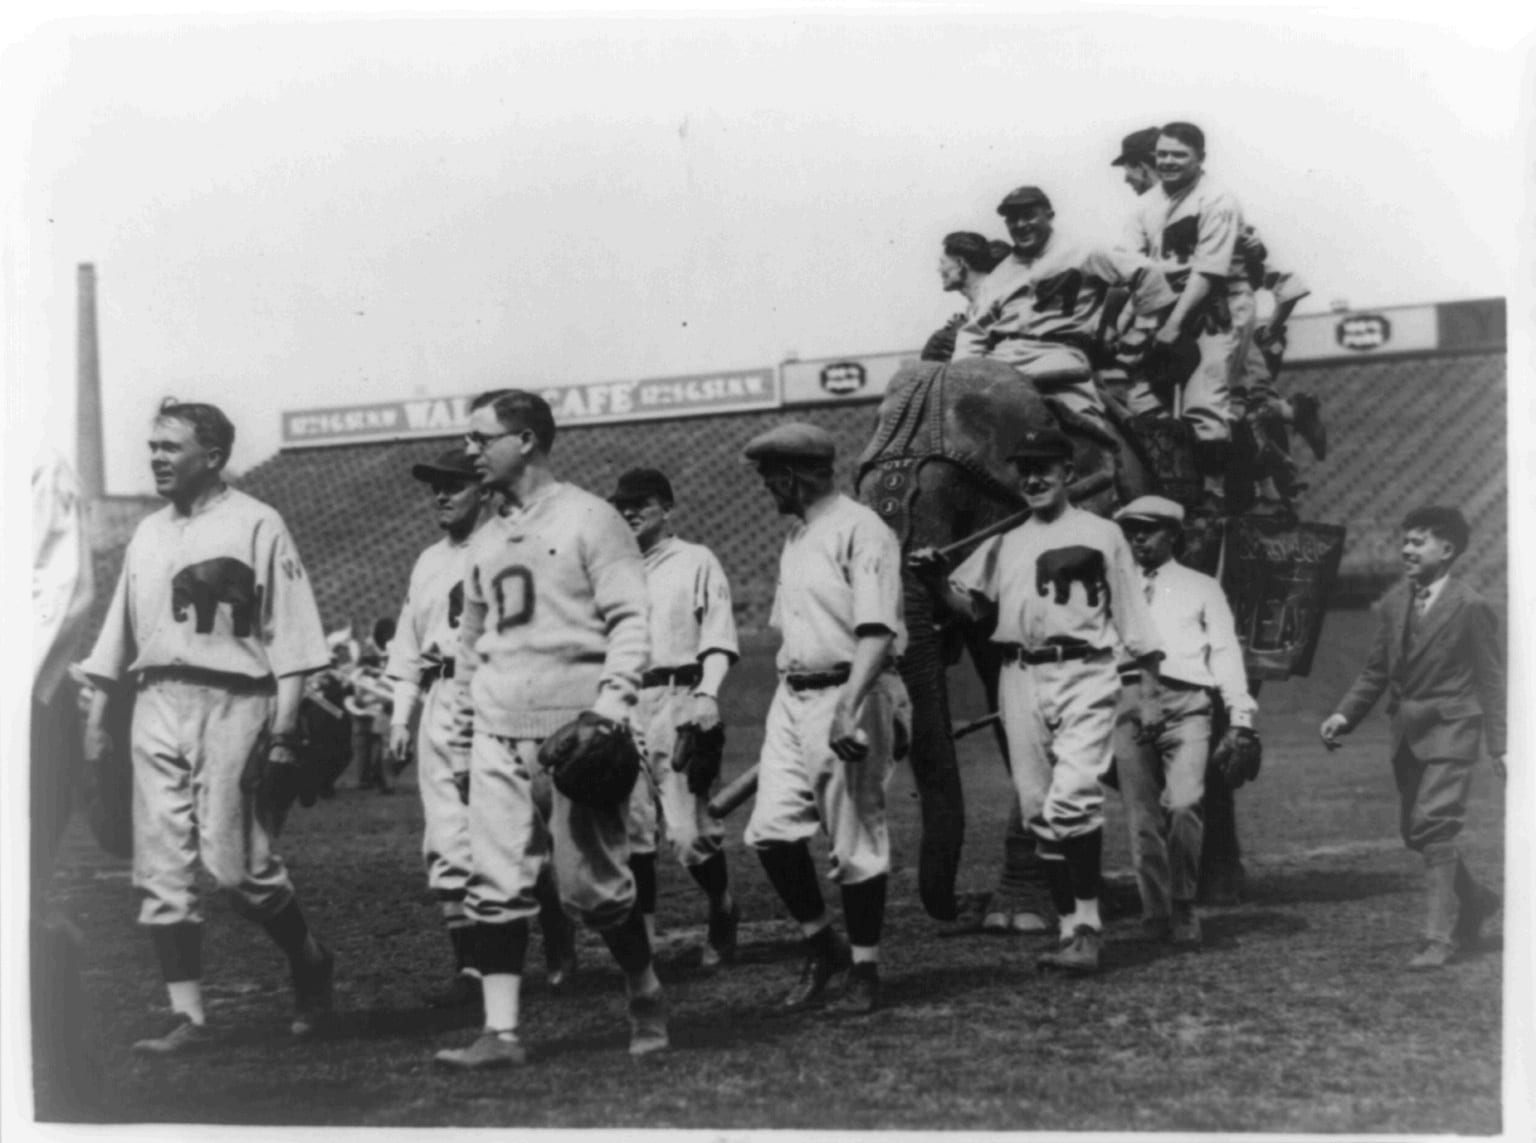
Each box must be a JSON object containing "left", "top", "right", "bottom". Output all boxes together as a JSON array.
[
  {"left": 81, "top": 398, "right": 336, "bottom": 1054},
  {"left": 910, "top": 427, "right": 1163, "bottom": 975},
  {"left": 743, "top": 422, "right": 912, "bottom": 1016},
  {"left": 1111, "top": 495, "right": 1256, "bottom": 948},
  {"left": 951, "top": 184, "right": 1178, "bottom": 425}
]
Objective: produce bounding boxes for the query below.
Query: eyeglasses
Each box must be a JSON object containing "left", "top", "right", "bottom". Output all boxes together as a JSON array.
[{"left": 463, "top": 428, "right": 522, "bottom": 450}]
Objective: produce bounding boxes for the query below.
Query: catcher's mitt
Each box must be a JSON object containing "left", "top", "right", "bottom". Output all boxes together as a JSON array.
[
  {"left": 671, "top": 722, "right": 725, "bottom": 798},
  {"left": 1210, "top": 726, "right": 1262, "bottom": 790},
  {"left": 539, "top": 710, "right": 641, "bottom": 809}
]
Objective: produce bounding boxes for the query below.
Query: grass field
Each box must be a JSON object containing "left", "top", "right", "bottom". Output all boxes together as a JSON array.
[{"left": 35, "top": 610, "right": 1506, "bottom": 1133}]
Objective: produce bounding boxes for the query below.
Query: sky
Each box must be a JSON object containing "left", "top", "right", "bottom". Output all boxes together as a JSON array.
[{"left": 4, "top": 5, "right": 1532, "bottom": 494}]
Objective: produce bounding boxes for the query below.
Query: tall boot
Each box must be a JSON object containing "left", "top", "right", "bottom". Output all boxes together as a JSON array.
[{"left": 1408, "top": 845, "right": 1459, "bottom": 971}]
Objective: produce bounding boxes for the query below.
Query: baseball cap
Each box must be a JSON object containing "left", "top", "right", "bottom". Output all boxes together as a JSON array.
[
  {"left": 1007, "top": 428, "right": 1073, "bottom": 462},
  {"left": 996, "top": 186, "right": 1053, "bottom": 215},
  {"left": 1115, "top": 495, "right": 1186, "bottom": 528},
  {"left": 410, "top": 446, "right": 480, "bottom": 483},
  {"left": 1111, "top": 127, "right": 1161, "bottom": 167},
  {"left": 743, "top": 422, "right": 837, "bottom": 465},
  {"left": 609, "top": 467, "right": 675, "bottom": 507}
]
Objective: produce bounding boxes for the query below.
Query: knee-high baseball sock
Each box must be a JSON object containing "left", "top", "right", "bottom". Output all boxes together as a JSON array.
[
  {"left": 1062, "top": 830, "right": 1105, "bottom": 931},
  {"left": 475, "top": 920, "right": 529, "bottom": 1034},
  {"left": 150, "top": 924, "right": 205, "bottom": 1023},
  {"left": 757, "top": 841, "right": 827, "bottom": 933},
  {"left": 629, "top": 852, "right": 658, "bottom": 942},
  {"left": 841, "top": 875, "right": 887, "bottom": 964},
  {"left": 688, "top": 850, "right": 732, "bottom": 913},
  {"left": 442, "top": 901, "right": 478, "bottom": 977},
  {"left": 261, "top": 899, "right": 321, "bottom": 967},
  {"left": 600, "top": 909, "right": 660, "bottom": 996},
  {"left": 1039, "top": 840, "right": 1078, "bottom": 931}
]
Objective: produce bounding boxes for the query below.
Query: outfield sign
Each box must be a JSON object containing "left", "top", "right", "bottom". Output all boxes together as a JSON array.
[
  {"left": 282, "top": 367, "right": 780, "bottom": 448},
  {"left": 781, "top": 349, "right": 925, "bottom": 407},
  {"left": 1281, "top": 298, "right": 1504, "bottom": 363}
]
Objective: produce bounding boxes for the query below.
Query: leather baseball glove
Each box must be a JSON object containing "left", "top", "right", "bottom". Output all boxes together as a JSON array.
[
  {"left": 241, "top": 729, "right": 317, "bottom": 835},
  {"left": 1210, "top": 726, "right": 1262, "bottom": 790},
  {"left": 539, "top": 710, "right": 641, "bottom": 809},
  {"left": 671, "top": 721, "right": 726, "bottom": 798}
]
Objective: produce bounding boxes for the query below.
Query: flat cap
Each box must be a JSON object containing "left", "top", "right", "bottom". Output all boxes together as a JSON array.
[
  {"left": 608, "top": 467, "right": 675, "bottom": 506},
  {"left": 411, "top": 445, "right": 480, "bottom": 483},
  {"left": 1007, "top": 427, "right": 1074, "bottom": 462},
  {"left": 743, "top": 422, "right": 837, "bottom": 464},
  {"left": 996, "top": 185, "right": 1053, "bottom": 215},
  {"left": 1115, "top": 495, "right": 1186, "bottom": 528},
  {"left": 1111, "top": 127, "right": 1161, "bottom": 167}
]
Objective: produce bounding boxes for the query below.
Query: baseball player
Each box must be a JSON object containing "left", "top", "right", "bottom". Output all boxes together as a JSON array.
[
  {"left": 1110, "top": 126, "right": 1162, "bottom": 196},
  {"left": 80, "top": 399, "right": 335, "bottom": 1053},
  {"left": 911, "top": 427, "right": 1163, "bottom": 975},
  {"left": 433, "top": 389, "right": 664, "bottom": 1070},
  {"left": 951, "top": 185, "right": 1178, "bottom": 425},
  {"left": 1122, "top": 122, "right": 1255, "bottom": 503},
  {"left": 742, "top": 423, "right": 911, "bottom": 1016},
  {"left": 608, "top": 467, "right": 742, "bottom": 969},
  {"left": 1111, "top": 496, "right": 1256, "bottom": 946}
]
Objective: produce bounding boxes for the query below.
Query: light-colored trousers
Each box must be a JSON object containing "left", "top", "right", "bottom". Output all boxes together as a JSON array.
[
  {"left": 997, "top": 654, "right": 1120, "bottom": 844},
  {"left": 1128, "top": 285, "right": 1256, "bottom": 442},
  {"left": 1113, "top": 684, "right": 1213, "bottom": 918},
  {"left": 416, "top": 676, "right": 473, "bottom": 901},
  {"left": 132, "top": 675, "right": 294, "bottom": 926},
  {"left": 745, "top": 673, "right": 909, "bottom": 886},
  {"left": 464, "top": 733, "right": 635, "bottom": 931},
  {"left": 627, "top": 682, "right": 726, "bottom": 867}
]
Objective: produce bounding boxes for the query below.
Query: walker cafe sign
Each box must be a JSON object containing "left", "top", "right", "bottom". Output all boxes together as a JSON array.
[{"left": 282, "top": 367, "right": 780, "bottom": 448}]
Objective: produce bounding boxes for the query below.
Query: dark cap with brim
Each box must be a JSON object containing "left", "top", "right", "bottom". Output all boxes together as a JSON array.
[
  {"left": 1007, "top": 428, "right": 1074, "bottom": 462},
  {"left": 743, "top": 422, "right": 837, "bottom": 465},
  {"left": 411, "top": 446, "right": 480, "bottom": 483},
  {"left": 997, "top": 185, "right": 1052, "bottom": 215},
  {"left": 609, "top": 467, "right": 675, "bottom": 506},
  {"left": 1111, "top": 126, "right": 1162, "bottom": 167}
]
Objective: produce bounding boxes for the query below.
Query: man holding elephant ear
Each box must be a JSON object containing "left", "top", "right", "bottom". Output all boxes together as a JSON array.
[{"left": 910, "top": 428, "right": 1164, "bottom": 974}]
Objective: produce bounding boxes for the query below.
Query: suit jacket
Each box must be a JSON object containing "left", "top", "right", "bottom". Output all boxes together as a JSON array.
[{"left": 1335, "top": 576, "right": 1506, "bottom": 762}]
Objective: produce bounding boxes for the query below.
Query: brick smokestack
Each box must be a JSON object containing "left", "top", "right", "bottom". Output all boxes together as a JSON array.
[{"left": 76, "top": 262, "right": 105, "bottom": 497}]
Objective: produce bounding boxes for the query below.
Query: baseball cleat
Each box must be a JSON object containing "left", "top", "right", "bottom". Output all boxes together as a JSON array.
[
  {"left": 1036, "top": 925, "right": 1103, "bottom": 975},
  {"left": 434, "top": 1030, "right": 529, "bottom": 1070},
  {"left": 823, "top": 963, "right": 880, "bottom": 1017},
  {"left": 779, "top": 932, "right": 851, "bottom": 1012},
  {"left": 1455, "top": 884, "right": 1500, "bottom": 950},
  {"left": 1010, "top": 912, "right": 1051, "bottom": 935},
  {"left": 1171, "top": 905, "right": 1203, "bottom": 948},
  {"left": 290, "top": 942, "right": 335, "bottom": 1038},
  {"left": 133, "top": 1016, "right": 214, "bottom": 1056},
  {"left": 1406, "top": 940, "right": 1456, "bottom": 972},
  {"left": 423, "top": 971, "right": 482, "bottom": 1010},
  {"left": 627, "top": 991, "right": 670, "bottom": 1057},
  {"left": 701, "top": 902, "right": 741, "bottom": 970}
]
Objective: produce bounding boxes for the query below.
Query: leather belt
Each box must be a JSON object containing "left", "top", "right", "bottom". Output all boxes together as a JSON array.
[
  {"left": 1000, "top": 642, "right": 1107, "bottom": 666},
  {"left": 786, "top": 663, "right": 852, "bottom": 692},
  {"left": 641, "top": 663, "right": 703, "bottom": 690},
  {"left": 420, "top": 659, "right": 456, "bottom": 687},
  {"left": 137, "top": 666, "right": 276, "bottom": 693}
]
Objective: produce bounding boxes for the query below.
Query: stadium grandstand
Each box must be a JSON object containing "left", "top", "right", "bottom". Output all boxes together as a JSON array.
[{"left": 83, "top": 296, "right": 1506, "bottom": 637}]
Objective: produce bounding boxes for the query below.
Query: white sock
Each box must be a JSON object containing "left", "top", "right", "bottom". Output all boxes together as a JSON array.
[
  {"left": 627, "top": 963, "right": 662, "bottom": 998},
  {"left": 480, "top": 973, "right": 521, "bottom": 1037},
  {"left": 850, "top": 945, "right": 879, "bottom": 966},
  {"left": 167, "top": 980, "right": 205, "bottom": 1025},
  {"left": 1075, "top": 897, "right": 1102, "bottom": 931},
  {"left": 1058, "top": 910, "right": 1079, "bottom": 938},
  {"left": 799, "top": 915, "right": 831, "bottom": 940}
]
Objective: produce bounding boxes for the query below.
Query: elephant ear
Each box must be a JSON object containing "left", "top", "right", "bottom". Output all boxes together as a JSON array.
[{"left": 940, "top": 358, "right": 1056, "bottom": 493}]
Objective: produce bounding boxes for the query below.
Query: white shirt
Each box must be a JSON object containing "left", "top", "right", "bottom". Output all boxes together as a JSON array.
[
  {"left": 1135, "top": 558, "right": 1256, "bottom": 729},
  {"left": 643, "top": 536, "right": 739, "bottom": 670},
  {"left": 387, "top": 530, "right": 477, "bottom": 725}
]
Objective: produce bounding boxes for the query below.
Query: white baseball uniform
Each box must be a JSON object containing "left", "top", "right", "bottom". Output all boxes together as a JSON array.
[
  {"left": 949, "top": 506, "right": 1159, "bottom": 843},
  {"left": 744, "top": 494, "right": 911, "bottom": 886},
  {"left": 952, "top": 232, "right": 1176, "bottom": 419},
  {"left": 627, "top": 536, "right": 740, "bottom": 867},
  {"left": 457, "top": 481, "right": 649, "bottom": 930},
  {"left": 82, "top": 487, "right": 330, "bottom": 926},
  {"left": 387, "top": 531, "right": 477, "bottom": 904},
  {"left": 1125, "top": 174, "right": 1255, "bottom": 441}
]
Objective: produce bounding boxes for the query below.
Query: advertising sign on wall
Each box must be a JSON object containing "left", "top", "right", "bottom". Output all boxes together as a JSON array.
[{"left": 780, "top": 350, "right": 924, "bottom": 408}]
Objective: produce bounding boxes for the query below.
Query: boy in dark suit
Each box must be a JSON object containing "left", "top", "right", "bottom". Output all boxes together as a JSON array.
[{"left": 1320, "top": 506, "right": 1505, "bottom": 970}]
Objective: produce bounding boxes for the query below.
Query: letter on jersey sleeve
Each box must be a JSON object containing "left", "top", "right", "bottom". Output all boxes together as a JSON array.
[
  {"left": 693, "top": 553, "right": 740, "bottom": 661},
  {"left": 848, "top": 515, "right": 903, "bottom": 639},
  {"left": 259, "top": 522, "right": 330, "bottom": 677}
]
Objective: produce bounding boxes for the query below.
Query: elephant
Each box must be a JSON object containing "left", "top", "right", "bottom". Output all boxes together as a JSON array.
[{"left": 171, "top": 556, "right": 263, "bottom": 637}]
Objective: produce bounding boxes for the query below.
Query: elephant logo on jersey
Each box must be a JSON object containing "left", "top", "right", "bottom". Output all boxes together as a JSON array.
[
  {"left": 171, "top": 557, "right": 263, "bottom": 636},
  {"left": 1035, "top": 546, "right": 1109, "bottom": 607},
  {"left": 1161, "top": 216, "right": 1200, "bottom": 265},
  {"left": 447, "top": 580, "right": 465, "bottom": 629}
]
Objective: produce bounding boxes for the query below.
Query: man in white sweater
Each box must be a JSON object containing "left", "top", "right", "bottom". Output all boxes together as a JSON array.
[{"left": 434, "top": 390, "right": 662, "bottom": 1070}]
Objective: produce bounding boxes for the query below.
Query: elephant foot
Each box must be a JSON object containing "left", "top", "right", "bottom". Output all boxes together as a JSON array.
[
  {"left": 1196, "top": 860, "right": 1246, "bottom": 908},
  {"left": 933, "top": 891, "right": 993, "bottom": 936}
]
